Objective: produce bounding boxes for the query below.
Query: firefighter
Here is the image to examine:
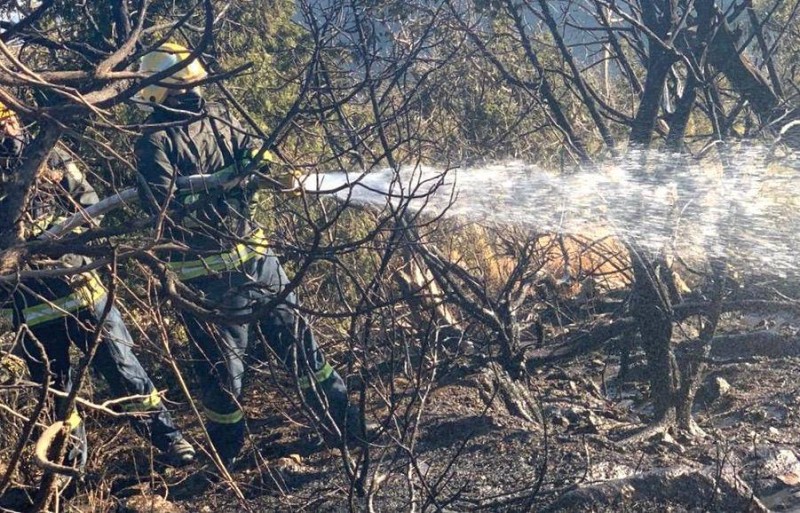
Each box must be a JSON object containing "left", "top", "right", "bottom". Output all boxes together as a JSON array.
[
  {"left": 0, "top": 104, "right": 196, "bottom": 469},
  {"left": 132, "top": 43, "right": 367, "bottom": 467}
]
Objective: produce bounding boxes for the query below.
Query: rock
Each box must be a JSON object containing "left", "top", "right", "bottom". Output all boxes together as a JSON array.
[
  {"left": 122, "top": 494, "right": 182, "bottom": 513},
  {"left": 546, "top": 369, "right": 572, "bottom": 381},
  {"left": 698, "top": 376, "right": 731, "bottom": 405},
  {"left": 274, "top": 454, "right": 305, "bottom": 473},
  {"left": 617, "top": 399, "right": 635, "bottom": 411},
  {"left": 713, "top": 377, "right": 731, "bottom": 397},
  {"left": 563, "top": 406, "right": 585, "bottom": 423},
  {"left": 551, "top": 407, "right": 607, "bottom": 435},
  {"left": 415, "top": 459, "right": 432, "bottom": 477},
  {"left": 652, "top": 431, "right": 685, "bottom": 454},
  {"left": 655, "top": 431, "right": 675, "bottom": 445},
  {"left": 0, "top": 353, "right": 26, "bottom": 384},
  {"left": 458, "top": 339, "right": 475, "bottom": 353},
  {"left": 760, "top": 488, "right": 800, "bottom": 511},
  {"left": 745, "top": 446, "right": 800, "bottom": 513},
  {"left": 750, "top": 446, "right": 800, "bottom": 488},
  {"left": 571, "top": 411, "right": 602, "bottom": 435},
  {"left": 585, "top": 461, "right": 634, "bottom": 482}
]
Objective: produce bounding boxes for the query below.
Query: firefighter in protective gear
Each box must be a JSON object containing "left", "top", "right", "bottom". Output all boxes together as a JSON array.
[
  {"left": 133, "top": 43, "right": 365, "bottom": 466},
  {"left": 0, "top": 103, "right": 195, "bottom": 468}
]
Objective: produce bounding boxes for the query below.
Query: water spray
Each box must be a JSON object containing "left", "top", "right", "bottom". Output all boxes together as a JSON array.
[
  {"left": 46, "top": 146, "right": 800, "bottom": 280},
  {"left": 304, "top": 149, "right": 800, "bottom": 280}
]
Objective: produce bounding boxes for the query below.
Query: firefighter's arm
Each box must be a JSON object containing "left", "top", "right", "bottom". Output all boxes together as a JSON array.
[
  {"left": 247, "top": 148, "right": 303, "bottom": 195},
  {"left": 64, "top": 161, "right": 100, "bottom": 210},
  {"left": 134, "top": 134, "right": 179, "bottom": 217},
  {"left": 57, "top": 151, "right": 102, "bottom": 228},
  {"left": 224, "top": 111, "right": 302, "bottom": 195}
]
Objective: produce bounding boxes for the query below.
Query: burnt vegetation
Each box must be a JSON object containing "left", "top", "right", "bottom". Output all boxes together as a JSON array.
[{"left": 1, "top": 0, "right": 799, "bottom": 511}]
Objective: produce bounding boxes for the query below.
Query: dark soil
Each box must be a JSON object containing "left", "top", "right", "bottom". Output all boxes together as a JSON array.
[{"left": 3, "top": 304, "right": 800, "bottom": 512}]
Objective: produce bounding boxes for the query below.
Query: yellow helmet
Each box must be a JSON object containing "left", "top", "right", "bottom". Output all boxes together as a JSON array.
[{"left": 135, "top": 42, "right": 208, "bottom": 107}]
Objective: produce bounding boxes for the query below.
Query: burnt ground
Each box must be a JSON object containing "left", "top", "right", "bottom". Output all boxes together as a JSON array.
[{"left": 3, "top": 308, "right": 800, "bottom": 512}]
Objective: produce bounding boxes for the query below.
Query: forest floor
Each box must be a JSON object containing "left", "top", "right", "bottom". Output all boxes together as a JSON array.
[{"left": 3, "top": 299, "right": 800, "bottom": 512}]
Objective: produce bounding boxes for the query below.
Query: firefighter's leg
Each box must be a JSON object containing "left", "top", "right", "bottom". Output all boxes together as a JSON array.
[
  {"left": 184, "top": 301, "right": 249, "bottom": 464},
  {"left": 249, "top": 254, "right": 353, "bottom": 439},
  {"left": 21, "top": 318, "right": 87, "bottom": 469},
  {"left": 69, "top": 298, "right": 187, "bottom": 455}
]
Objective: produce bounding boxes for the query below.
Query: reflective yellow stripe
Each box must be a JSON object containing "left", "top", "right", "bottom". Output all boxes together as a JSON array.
[
  {"left": 167, "top": 229, "right": 267, "bottom": 281},
  {"left": 142, "top": 389, "right": 162, "bottom": 409},
  {"left": 123, "top": 389, "right": 163, "bottom": 412},
  {"left": 249, "top": 149, "right": 275, "bottom": 164},
  {"left": 21, "top": 272, "right": 106, "bottom": 327},
  {"left": 65, "top": 410, "right": 81, "bottom": 430},
  {"left": 202, "top": 405, "right": 244, "bottom": 424},
  {"left": 22, "top": 295, "right": 85, "bottom": 326},
  {"left": 298, "top": 362, "right": 335, "bottom": 390}
]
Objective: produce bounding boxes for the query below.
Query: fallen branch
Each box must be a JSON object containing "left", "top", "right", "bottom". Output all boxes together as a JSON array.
[
  {"left": 617, "top": 418, "right": 673, "bottom": 446},
  {"left": 525, "top": 317, "right": 637, "bottom": 369},
  {"left": 545, "top": 464, "right": 768, "bottom": 512},
  {"left": 675, "top": 299, "right": 800, "bottom": 319},
  {"left": 5, "top": 380, "right": 170, "bottom": 417},
  {"left": 710, "top": 330, "right": 799, "bottom": 359},
  {"left": 524, "top": 310, "right": 796, "bottom": 371}
]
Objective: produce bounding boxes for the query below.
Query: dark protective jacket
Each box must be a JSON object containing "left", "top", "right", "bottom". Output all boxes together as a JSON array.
[
  {"left": 135, "top": 91, "right": 263, "bottom": 262},
  {"left": 1, "top": 147, "right": 105, "bottom": 323}
]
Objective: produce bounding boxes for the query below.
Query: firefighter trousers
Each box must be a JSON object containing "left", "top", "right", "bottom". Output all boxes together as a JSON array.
[
  {"left": 182, "top": 249, "right": 349, "bottom": 462},
  {"left": 19, "top": 295, "right": 184, "bottom": 467}
]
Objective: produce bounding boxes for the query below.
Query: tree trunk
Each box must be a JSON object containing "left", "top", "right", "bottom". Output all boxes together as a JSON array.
[
  {"left": 593, "top": 1, "right": 642, "bottom": 96},
  {"left": 747, "top": 4, "right": 784, "bottom": 98},
  {"left": 630, "top": 1, "right": 677, "bottom": 147},
  {"left": 665, "top": 74, "right": 699, "bottom": 151},
  {"left": 629, "top": 249, "right": 676, "bottom": 421},
  {"left": 0, "top": 126, "right": 61, "bottom": 271},
  {"left": 630, "top": 48, "right": 674, "bottom": 147},
  {"left": 704, "top": 1, "right": 781, "bottom": 121}
]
